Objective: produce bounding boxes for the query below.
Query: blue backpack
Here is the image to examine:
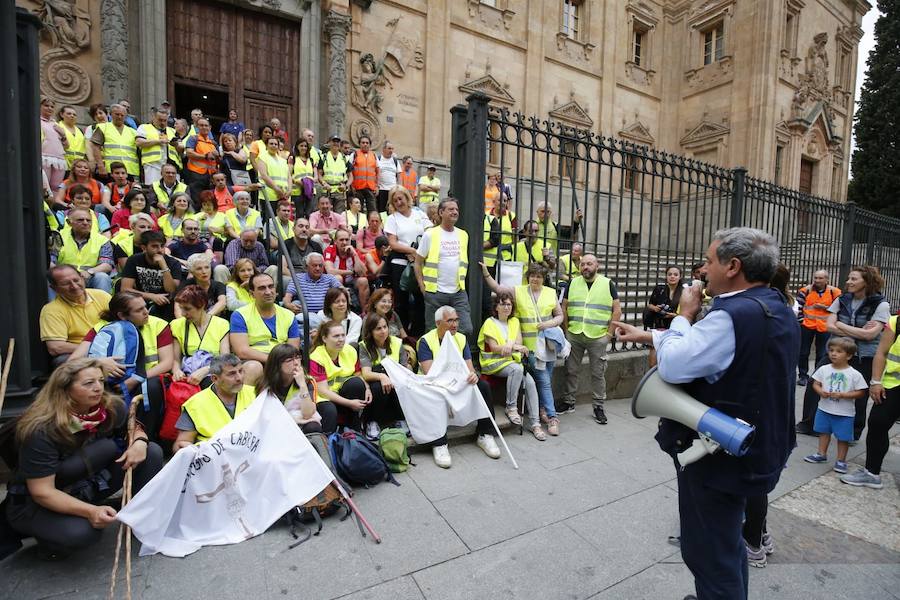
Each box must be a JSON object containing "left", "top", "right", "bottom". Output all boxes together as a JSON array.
[
  {"left": 87, "top": 320, "right": 147, "bottom": 408},
  {"left": 328, "top": 430, "right": 400, "bottom": 488}
]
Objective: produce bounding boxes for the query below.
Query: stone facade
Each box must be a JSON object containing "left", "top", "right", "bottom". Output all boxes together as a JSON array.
[{"left": 18, "top": 0, "right": 870, "bottom": 201}]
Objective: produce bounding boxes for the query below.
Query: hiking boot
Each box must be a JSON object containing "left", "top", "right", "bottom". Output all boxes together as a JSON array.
[
  {"left": 593, "top": 407, "right": 608, "bottom": 425},
  {"left": 505, "top": 406, "right": 522, "bottom": 426},
  {"left": 477, "top": 434, "right": 501, "bottom": 459},
  {"left": 365, "top": 421, "right": 381, "bottom": 441},
  {"left": 840, "top": 468, "right": 883, "bottom": 489},
  {"left": 432, "top": 444, "right": 452, "bottom": 469},
  {"left": 547, "top": 417, "right": 560, "bottom": 436},
  {"left": 531, "top": 424, "right": 547, "bottom": 441},
  {"left": 557, "top": 401, "right": 576, "bottom": 414},
  {"left": 833, "top": 460, "right": 849, "bottom": 474},
  {"left": 803, "top": 452, "right": 827, "bottom": 463},
  {"left": 761, "top": 532, "right": 775, "bottom": 555},
  {"left": 746, "top": 542, "right": 767, "bottom": 568}
]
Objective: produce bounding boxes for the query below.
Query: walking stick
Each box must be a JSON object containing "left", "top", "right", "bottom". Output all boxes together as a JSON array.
[
  {"left": 331, "top": 478, "right": 382, "bottom": 544},
  {"left": 108, "top": 396, "right": 141, "bottom": 600},
  {"left": 0, "top": 339, "right": 15, "bottom": 416}
]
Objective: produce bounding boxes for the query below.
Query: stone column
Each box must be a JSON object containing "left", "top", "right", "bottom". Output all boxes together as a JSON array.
[
  {"left": 100, "top": 0, "right": 129, "bottom": 105},
  {"left": 135, "top": 0, "right": 167, "bottom": 117},
  {"left": 324, "top": 10, "right": 352, "bottom": 138},
  {"left": 299, "top": 0, "right": 322, "bottom": 135}
]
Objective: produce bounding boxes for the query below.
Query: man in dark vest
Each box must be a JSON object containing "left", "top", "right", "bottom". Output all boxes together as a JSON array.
[{"left": 612, "top": 227, "right": 798, "bottom": 600}]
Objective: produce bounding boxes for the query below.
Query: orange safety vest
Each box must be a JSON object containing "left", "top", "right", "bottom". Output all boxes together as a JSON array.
[
  {"left": 64, "top": 178, "right": 103, "bottom": 205},
  {"left": 187, "top": 135, "right": 218, "bottom": 175},
  {"left": 109, "top": 182, "right": 134, "bottom": 208},
  {"left": 399, "top": 169, "right": 417, "bottom": 195},
  {"left": 800, "top": 285, "right": 841, "bottom": 332},
  {"left": 351, "top": 150, "right": 377, "bottom": 191}
]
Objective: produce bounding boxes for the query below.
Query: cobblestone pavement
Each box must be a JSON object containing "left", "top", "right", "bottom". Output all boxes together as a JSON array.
[{"left": 2, "top": 388, "right": 898, "bottom": 600}]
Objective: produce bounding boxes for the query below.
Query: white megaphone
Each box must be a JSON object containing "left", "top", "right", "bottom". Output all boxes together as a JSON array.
[{"left": 631, "top": 366, "right": 755, "bottom": 467}]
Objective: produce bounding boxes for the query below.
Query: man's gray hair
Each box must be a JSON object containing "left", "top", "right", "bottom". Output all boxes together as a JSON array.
[
  {"left": 109, "top": 103, "right": 125, "bottom": 113},
  {"left": 128, "top": 212, "right": 154, "bottom": 227},
  {"left": 306, "top": 252, "right": 324, "bottom": 266},
  {"left": 240, "top": 227, "right": 258, "bottom": 237},
  {"left": 186, "top": 252, "right": 211, "bottom": 272},
  {"left": 233, "top": 191, "right": 251, "bottom": 203},
  {"left": 712, "top": 227, "right": 780, "bottom": 284},
  {"left": 209, "top": 353, "right": 242, "bottom": 376},
  {"left": 434, "top": 305, "right": 457, "bottom": 323}
]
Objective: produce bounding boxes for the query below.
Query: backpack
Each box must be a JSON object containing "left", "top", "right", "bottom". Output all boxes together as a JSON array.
[
  {"left": 329, "top": 429, "right": 400, "bottom": 488},
  {"left": 87, "top": 320, "right": 144, "bottom": 407},
  {"left": 159, "top": 379, "right": 201, "bottom": 442},
  {"left": 378, "top": 428, "right": 411, "bottom": 473}
]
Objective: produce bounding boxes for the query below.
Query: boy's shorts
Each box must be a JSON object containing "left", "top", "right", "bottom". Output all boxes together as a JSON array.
[{"left": 814, "top": 408, "right": 854, "bottom": 442}]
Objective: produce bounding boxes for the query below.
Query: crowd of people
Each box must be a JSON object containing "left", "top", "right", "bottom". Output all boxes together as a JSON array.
[{"left": 4, "top": 98, "right": 896, "bottom": 599}]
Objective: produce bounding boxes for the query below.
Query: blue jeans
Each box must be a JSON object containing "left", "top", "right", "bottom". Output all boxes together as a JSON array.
[
  {"left": 528, "top": 352, "right": 556, "bottom": 419},
  {"left": 87, "top": 272, "right": 113, "bottom": 294}
]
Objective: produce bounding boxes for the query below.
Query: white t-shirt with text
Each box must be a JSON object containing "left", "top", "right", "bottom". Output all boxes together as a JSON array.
[
  {"left": 416, "top": 227, "right": 463, "bottom": 293},
  {"left": 811, "top": 363, "right": 867, "bottom": 417}
]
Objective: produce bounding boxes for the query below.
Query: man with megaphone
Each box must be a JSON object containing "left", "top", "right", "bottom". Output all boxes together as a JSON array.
[{"left": 612, "top": 227, "right": 799, "bottom": 600}]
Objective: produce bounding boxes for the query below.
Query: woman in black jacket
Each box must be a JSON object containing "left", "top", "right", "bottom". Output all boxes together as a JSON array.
[{"left": 644, "top": 265, "right": 683, "bottom": 329}]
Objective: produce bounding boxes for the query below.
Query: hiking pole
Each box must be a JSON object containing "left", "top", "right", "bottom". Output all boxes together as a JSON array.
[
  {"left": 0, "top": 339, "right": 15, "bottom": 415},
  {"left": 331, "top": 478, "right": 382, "bottom": 544},
  {"left": 516, "top": 355, "right": 528, "bottom": 436},
  {"left": 481, "top": 394, "right": 519, "bottom": 470},
  {"left": 108, "top": 397, "right": 140, "bottom": 600}
]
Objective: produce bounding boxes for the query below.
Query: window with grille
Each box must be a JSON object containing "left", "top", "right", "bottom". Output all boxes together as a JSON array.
[
  {"left": 633, "top": 29, "right": 645, "bottom": 66},
  {"left": 562, "top": 0, "right": 580, "bottom": 41},
  {"left": 703, "top": 23, "right": 724, "bottom": 65}
]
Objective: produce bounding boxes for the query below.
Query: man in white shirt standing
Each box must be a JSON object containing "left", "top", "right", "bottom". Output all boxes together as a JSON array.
[{"left": 376, "top": 140, "right": 399, "bottom": 213}]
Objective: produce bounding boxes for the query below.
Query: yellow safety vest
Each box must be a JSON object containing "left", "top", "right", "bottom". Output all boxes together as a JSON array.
[
  {"left": 291, "top": 155, "right": 316, "bottom": 195},
  {"left": 418, "top": 175, "right": 440, "bottom": 204},
  {"left": 157, "top": 213, "right": 188, "bottom": 239},
  {"left": 224, "top": 207, "right": 261, "bottom": 235},
  {"left": 883, "top": 316, "right": 900, "bottom": 390},
  {"left": 309, "top": 344, "right": 358, "bottom": 391},
  {"left": 60, "top": 210, "right": 101, "bottom": 236},
  {"left": 56, "top": 230, "right": 107, "bottom": 271},
  {"left": 241, "top": 144, "right": 255, "bottom": 171},
  {"left": 226, "top": 281, "right": 253, "bottom": 306},
  {"left": 92, "top": 315, "right": 169, "bottom": 369},
  {"left": 172, "top": 316, "right": 230, "bottom": 357},
  {"left": 99, "top": 122, "right": 140, "bottom": 176},
  {"left": 151, "top": 180, "right": 187, "bottom": 210},
  {"left": 235, "top": 304, "right": 295, "bottom": 353},
  {"left": 138, "top": 124, "right": 177, "bottom": 167},
  {"left": 419, "top": 329, "right": 467, "bottom": 374},
  {"left": 195, "top": 210, "right": 226, "bottom": 241},
  {"left": 44, "top": 202, "right": 60, "bottom": 231},
  {"left": 322, "top": 152, "right": 348, "bottom": 191},
  {"left": 270, "top": 218, "right": 294, "bottom": 242},
  {"left": 536, "top": 220, "right": 558, "bottom": 252},
  {"left": 111, "top": 229, "right": 135, "bottom": 257},
  {"left": 514, "top": 285, "right": 557, "bottom": 352},
  {"left": 566, "top": 275, "right": 614, "bottom": 338},
  {"left": 360, "top": 336, "right": 402, "bottom": 366},
  {"left": 483, "top": 215, "right": 498, "bottom": 268},
  {"left": 345, "top": 210, "right": 365, "bottom": 232},
  {"left": 559, "top": 253, "right": 578, "bottom": 280},
  {"left": 183, "top": 385, "right": 257, "bottom": 442},
  {"left": 258, "top": 152, "right": 290, "bottom": 202},
  {"left": 478, "top": 317, "right": 522, "bottom": 374},
  {"left": 514, "top": 239, "right": 545, "bottom": 265},
  {"left": 59, "top": 122, "right": 86, "bottom": 168},
  {"left": 421, "top": 226, "right": 469, "bottom": 293}
]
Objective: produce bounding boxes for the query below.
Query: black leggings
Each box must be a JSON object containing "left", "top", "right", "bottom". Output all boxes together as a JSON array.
[
  {"left": 6, "top": 437, "right": 163, "bottom": 554},
  {"left": 742, "top": 494, "right": 768, "bottom": 548},
  {"left": 388, "top": 261, "right": 425, "bottom": 337},
  {"left": 132, "top": 376, "right": 167, "bottom": 443},
  {"left": 865, "top": 385, "right": 900, "bottom": 475},
  {"left": 317, "top": 377, "right": 368, "bottom": 434},
  {"left": 363, "top": 380, "right": 405, "bottom": 426}
]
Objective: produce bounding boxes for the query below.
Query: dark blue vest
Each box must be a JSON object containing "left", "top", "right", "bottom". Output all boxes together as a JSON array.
[
  {"left": 656, "top": 286, "right": 800, "bottom": 495},
  {"left": 836, "top": 292, "right": 885, "bottom": 358}
]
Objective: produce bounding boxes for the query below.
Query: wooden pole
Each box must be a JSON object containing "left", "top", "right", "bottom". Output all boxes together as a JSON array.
[
  {"left": 108, "top": 396, "right": 140, "bottom": 600},
  {"left": 0, "top": 339, "right": 15, "bottom": 415}
]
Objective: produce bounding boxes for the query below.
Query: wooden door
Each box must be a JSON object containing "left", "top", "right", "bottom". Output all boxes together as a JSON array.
[
  {"left": 799, "top": 159, "right": 814, "bottom": 195},
  {"left": 166, "top": 0, "right": 300, "bottom": 137}
]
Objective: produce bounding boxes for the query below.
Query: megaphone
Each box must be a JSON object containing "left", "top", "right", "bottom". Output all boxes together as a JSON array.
[{"left": 631, "top": 366, "right": 755, "bottom": 467}]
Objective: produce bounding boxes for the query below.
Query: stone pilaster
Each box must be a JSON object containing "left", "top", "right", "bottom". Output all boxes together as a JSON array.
[
  {"left": 324, "top": 10, "right": 352, "bottom": 138},
  {"left": 100, "top": 0, "right": 129, "bottom": 105},
  {"left": 135, "top": 0, "right": 167, "bottom": 116}
]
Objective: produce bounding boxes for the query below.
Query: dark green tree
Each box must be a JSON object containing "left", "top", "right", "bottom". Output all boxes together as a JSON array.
[{"left": 848, "top": 1, "right": 900, "bottom": 217}]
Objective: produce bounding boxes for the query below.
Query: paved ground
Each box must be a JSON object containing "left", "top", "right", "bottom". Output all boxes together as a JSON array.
[{"left": 2, "top": 388, "right": 899, "bottom": 600}]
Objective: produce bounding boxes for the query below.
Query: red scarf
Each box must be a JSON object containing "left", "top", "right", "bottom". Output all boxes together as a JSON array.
[{"left": 68, "top": 404, "right": 108, "bottom": 434}]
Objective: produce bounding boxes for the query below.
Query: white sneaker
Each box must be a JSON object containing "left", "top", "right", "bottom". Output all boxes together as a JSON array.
[
  {"left": 365, "top": 421, "right": 381, "bottom": 440},
  {"left": 432, "top": 444, "right": 452, "bottom": 468},
  {"left": 477, "top": 434, "right": 501, "bottom": 459}
]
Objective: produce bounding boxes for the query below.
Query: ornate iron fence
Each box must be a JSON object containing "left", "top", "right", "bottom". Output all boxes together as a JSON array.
[{"left": 450, "top": 93, "right": 900, "bottom": 349}]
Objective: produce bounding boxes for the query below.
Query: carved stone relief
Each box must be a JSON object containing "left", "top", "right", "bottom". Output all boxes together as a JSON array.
[
  {"left": 325, "top": 10, "right": 352, "bottom": 138},
  {"left": 625, "top": 62, "right": 655, "bottom": 86},
  {"left": 555, "top": 33, "right": 595, "bottom": 65},
  {"left": 791, "top": 33, "right": 832, "bottom": 120},
  {"left": 100, "top": 0, "right": 128, "bottom": 104},
  {"left": 33, "top": 1, "right": 93, "bottom": 104},
  {"left": 458, "top": 73, "right": 515, "bottom": 106},
  {"left": 467, "top": 0, "right": 515, "bottom": 31},
  {"left": 549, "top": 94, "right": 594, "bottom": 129},
  {"left": 684, "top": 56, "right": 733, "bottom": 91},
  {"left": 680, "top": 117, "right": 730, "bottom": 154}
]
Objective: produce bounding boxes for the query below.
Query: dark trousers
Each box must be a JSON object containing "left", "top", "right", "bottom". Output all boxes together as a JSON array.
[
  {"left": 6, "top": 437, "right": 163, "bottom": 554},
  {"left": 742, "top": 494, "right": 768, "bottom": 548},
  {"left": 376, "top": 189, "right": 390, "bottom": 213},
  {"left": 866, "top": 386, "right": 900, "bottom": 475},
  {"left": 429, "top": 379, "right": 496, "bottom": 446},
  {"left": 292, "top": 193, "right": 316, "bottom": 219},
  {"left": 355, "top": 188, "right": 376, "bottom": 213},
  {"left": 797, "top": 327, "right": 830, "bottom": 379},
  {"left": 317, "top": 377, "right": 368, "bottom": 434},
  {"left": 389, "top": 261, "right": 425, "bottom": 337},
  {"left": 363, "top": 380, "right": 405, "bottom": 426},
  {"left": 133, "top": 376, "right": 167, "bottom": 442},
  {"left": 183, "top": 170, "right": 211, "bottom": 206},
  {"left": 677, "top": 465, "right": 748, "bottom": 600}
]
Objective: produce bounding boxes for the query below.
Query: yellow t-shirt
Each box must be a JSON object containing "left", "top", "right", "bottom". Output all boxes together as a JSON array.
[{"left": 39, "top": 289, "right": 111, "bottom": 345}]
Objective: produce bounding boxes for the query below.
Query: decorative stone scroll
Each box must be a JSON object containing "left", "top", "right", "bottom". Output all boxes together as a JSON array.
[{"left": 33, "top": 1, "right": 93, "bottom": 103}]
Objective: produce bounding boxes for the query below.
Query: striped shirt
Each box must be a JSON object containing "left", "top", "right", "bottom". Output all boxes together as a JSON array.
[{"left": 285, "top": 272, "right": 342, "bottom": 313}]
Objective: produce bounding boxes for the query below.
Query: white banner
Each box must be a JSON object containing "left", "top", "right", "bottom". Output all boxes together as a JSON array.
[
  {"left": 381, "top": 332, "right": 491, "bottom": 444},
  {"left": 117, "top": 392, "right": 335, "bottom": 557}
]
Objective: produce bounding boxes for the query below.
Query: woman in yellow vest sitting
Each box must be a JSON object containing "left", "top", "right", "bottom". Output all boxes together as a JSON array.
[
  {"left": 478, "top": 291, "right": 545, "bottom": 440},
  {"left": 291, "top": 138, "right": 318, "bottom": 218},
  {"left": 194, "top": 190, "right": 228, "bottom": 261},
  {"left": 111, "top": 213, "right": 156, "bottom": 271},
  {"left": 358, "top": 314, "right": 410, "bottom": 439},
  {"left": 157, "top": 192, "right": 192, "bottom": 242},
  {"left": 57, "top": 184, "right": 111, "bottom": 237},
  {"left": 223, "top": 192, "right": 262, "bottom": 240},
  {"left": 70, "top": 291, "right": 174, "bottom": 441},
  {"left": 170, "top": 285, "right": 231, "bottom": 388},
  {"left": 344, "top": 196, "right": 366, "bottom": 239},
  {"left": 513, "top": 220, "right": 555, "bottom": 278},
  {"left": 225, "top": 258, "right": 255, "bottom": 313},
  {"left": 309, "top": 320, "right": 372, "bottom": 434},
  {"left": 256, "top": 136, "right": 291, "bottom": 211},
  {"left": 255, "top": 344, "right": 322, "bottom": 434},
  {"left": 481, "top": 261, "right": 563, "bottom": 436}
]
